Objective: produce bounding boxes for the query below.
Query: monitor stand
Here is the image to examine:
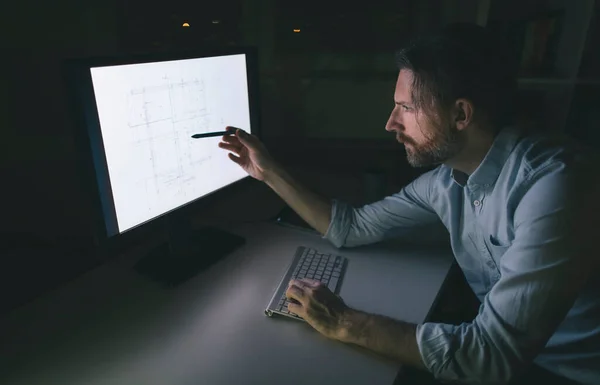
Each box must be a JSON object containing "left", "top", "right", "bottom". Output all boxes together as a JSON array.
[{"left": 133, "top": 215, "right": 245, "bottom": 287}]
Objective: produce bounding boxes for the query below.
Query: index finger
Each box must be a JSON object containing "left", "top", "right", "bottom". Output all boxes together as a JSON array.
[
  {"left": 285, "top": 283, "right": 307, "bottom": 305},
  {"left": 299, "top": 278, "right": 322, "bottom": 287},
  {"left": 221, "top": 134, "right": 241, "bottom": 144}
]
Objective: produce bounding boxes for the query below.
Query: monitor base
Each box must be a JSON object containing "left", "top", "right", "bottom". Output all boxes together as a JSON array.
[{"left": 134, "top": 225, "right": 245, "bottom": 287}]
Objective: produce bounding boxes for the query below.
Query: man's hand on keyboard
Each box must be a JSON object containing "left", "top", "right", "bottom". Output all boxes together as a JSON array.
[{"left": 286, "top": 278, "right": 350, "bottom": 340}]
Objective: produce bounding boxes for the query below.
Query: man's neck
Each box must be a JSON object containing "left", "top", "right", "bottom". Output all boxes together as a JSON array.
[{"left": 444, "top": 125, "right": 496, "bottom": 176}]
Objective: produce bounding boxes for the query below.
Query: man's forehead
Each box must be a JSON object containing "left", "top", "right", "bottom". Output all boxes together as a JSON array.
[{"left": 394, "top": 69, "right": 413, "bottom": 102}]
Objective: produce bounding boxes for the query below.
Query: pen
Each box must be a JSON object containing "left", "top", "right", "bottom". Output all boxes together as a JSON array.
[{"left": 191, "top": 130, "right": 236, "bottom": 139}]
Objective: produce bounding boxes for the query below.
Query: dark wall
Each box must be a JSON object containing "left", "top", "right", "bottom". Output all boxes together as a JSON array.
[
  {"left": 1, "top": 0, "right": 122, "bottom": 311},
  {"left": 3, "top": 0, "right": 120, "bottom": 242}
]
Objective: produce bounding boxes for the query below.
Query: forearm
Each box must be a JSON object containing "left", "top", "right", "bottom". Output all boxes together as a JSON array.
[
  {"left": 263, "top": 164, "right": 332, "bottom": 235},
  {"left": 338, "top": 309, "right": 426, "bottom": 370}
]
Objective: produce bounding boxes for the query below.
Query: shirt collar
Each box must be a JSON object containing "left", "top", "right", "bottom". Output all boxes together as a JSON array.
[{"left": 450, "top": 126, "right": 522, "bottom": 188}]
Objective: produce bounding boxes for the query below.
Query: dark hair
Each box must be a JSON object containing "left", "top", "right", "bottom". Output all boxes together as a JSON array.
[{"left": 395, "top": 22, "right": 518, "bottom": 130}]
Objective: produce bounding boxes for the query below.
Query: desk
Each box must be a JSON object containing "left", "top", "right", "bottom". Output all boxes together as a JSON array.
[{"left": 0, "top": 220, "right": 453, "bottom": 385}]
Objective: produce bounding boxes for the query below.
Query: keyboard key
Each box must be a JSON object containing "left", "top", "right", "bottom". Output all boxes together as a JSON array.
[
  {"left": 332, "top": 271, "right": 340, "bottom": 278},
  {"left": 328, "top": 277, "right": 339, "bottom": 292}
]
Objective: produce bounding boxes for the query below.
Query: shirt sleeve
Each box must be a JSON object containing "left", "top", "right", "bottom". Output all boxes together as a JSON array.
[
  {"left": 416, "top": 165, "right": 597, "bottom": 384},
  {"left": 324, "top": 168, "right": 441, "bottom": 248}
]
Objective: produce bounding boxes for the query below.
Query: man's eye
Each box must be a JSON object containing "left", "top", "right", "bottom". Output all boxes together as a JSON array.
[{"left": 401, "top": 105, "right": 411, "bottom": 111}]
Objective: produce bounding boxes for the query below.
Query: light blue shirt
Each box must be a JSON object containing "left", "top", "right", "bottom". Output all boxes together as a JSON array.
[{"left": 325, "top": 127, "right": 600, "bottom": 384}]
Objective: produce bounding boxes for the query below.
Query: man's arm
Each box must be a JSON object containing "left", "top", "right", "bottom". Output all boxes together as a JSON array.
[
  {"left": 263, "top": 162, "right": 442, "bottom": 246},
  {"left": 221, "top": 129, "right": 442, "bottom": 245},
  {"left": 285, "top": 278, "right": 426, "bottom": 369},
  {"left": 219, "top": 129, "right": 333, "bottom": 235},
  {"left": 324, "top": 169, "right": 442, "bottom": 248},
  {"left": 263, "top": 165, "right": 332, "bottom": 235},
  {"left": 338, "top": 309, "right": 426, "bottom": 369}
]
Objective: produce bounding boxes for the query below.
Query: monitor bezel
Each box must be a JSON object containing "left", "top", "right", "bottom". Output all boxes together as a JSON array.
[{"left": 64, "top": 46, "right": 261, "bottom": 251}]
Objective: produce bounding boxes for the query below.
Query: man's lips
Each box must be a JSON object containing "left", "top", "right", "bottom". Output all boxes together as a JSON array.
[{"left": 396, "top": 135, "right": 412, "bottom": 145}]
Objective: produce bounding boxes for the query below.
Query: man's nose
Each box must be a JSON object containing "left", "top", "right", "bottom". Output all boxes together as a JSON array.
[
  {"left": 385, "top": 117, "right": 402, "bottom": 133},
  {"left": 385, "top": 107, "right": 403, "bottom": 132}
]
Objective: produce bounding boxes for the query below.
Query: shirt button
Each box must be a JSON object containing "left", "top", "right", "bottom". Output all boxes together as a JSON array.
[{"left": 473, "top": 199, "right": 481, "bottom": 207}]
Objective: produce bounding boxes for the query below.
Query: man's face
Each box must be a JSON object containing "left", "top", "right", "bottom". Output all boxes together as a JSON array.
[{"left": 385, "top": 69, "right": 464, "bottom": 167}]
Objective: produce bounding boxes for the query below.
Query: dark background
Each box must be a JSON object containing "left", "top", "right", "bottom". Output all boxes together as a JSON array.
[{"left": 2, "top": 0, "right": 599, "bottom": 313}]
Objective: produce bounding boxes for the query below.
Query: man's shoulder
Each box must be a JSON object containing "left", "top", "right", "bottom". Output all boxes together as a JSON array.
[
  {"left": 502, "top": 131, "right": 600, "bottom": 211},
  {"left": 508, "top": 130, "right": 592, "bottom": 179}
]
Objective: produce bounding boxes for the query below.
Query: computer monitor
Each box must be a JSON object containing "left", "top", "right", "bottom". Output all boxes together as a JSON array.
[{"left": 65, "top": 48, "right": 260, "bottom": 286}]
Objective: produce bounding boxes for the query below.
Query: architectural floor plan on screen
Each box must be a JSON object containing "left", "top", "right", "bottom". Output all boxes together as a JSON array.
[
  {"left": 128, "top": 76, "right": 223, "bottom": 199},
  {"left": 91, "top": 54, "right": 250, "bottom": 232}
]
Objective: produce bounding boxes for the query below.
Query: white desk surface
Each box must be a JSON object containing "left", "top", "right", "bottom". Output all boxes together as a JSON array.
[{"left": 0, "top": 220, "right": 453, "bottom": 385}]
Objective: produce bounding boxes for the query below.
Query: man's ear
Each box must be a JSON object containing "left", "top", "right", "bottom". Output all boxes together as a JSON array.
[{"left": 454, "top": 98, "right": 474, "bottom": 131}]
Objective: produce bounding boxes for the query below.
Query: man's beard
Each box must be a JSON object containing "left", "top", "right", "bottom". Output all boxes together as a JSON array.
[{"left": 401, "top": 124, "right": 464, "bottom": 167}]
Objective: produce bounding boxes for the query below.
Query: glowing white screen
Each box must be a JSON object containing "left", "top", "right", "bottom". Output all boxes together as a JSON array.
[{"left": 90, "top": 54, "right": 251, "bottom": 233}]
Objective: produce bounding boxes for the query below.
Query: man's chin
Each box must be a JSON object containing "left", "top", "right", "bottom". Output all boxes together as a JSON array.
[
  {"left": 405, "top": 153, "right": 423, "bottom": 167},
  {"left": 406, "top": 158, "right": 423, "bottom": 168},
  {"left": 406, "top": 151, "right": 439, "bottom": 168}
]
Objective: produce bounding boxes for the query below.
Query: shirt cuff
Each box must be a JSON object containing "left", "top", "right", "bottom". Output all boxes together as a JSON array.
[
  {"left": 416, "top": 322, "right": 458, "bottom": 380},
  {"left": 323, "top": 199, "right": 352, "bottom": 248}
]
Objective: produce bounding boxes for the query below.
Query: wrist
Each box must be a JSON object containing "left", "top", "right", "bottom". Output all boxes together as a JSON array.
[
  {"left": 262, "top": 162, "right": 285, "bottom": 185},
  {"left": 336, "top": 307, "right": 361, "bottom": 343}
]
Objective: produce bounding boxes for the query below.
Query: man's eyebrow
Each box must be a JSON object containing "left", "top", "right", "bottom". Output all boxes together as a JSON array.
[{"left": 395, "top": 101, "right": 411, "bottom": 105}]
